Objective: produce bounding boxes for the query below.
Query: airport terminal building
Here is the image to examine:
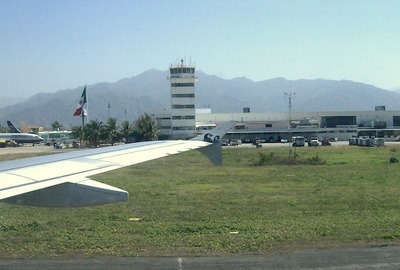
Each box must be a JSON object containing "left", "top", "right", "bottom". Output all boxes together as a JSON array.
[
  {"left": 153, "top": 61, "right": 400, "bottom": 142},
  {"left": 195, "top": 106, "right": 400, "bottom": 142},
  {"left": 155, "top": 105, "right": 400, "bottom": 142}
]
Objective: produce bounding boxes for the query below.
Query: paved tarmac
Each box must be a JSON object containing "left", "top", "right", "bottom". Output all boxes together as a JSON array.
[
  {"left": 2, "top": 246, "right": 400, "bottom": 269},
  {"left": 0, "top": 144, "right": 73, "bottom": 156},
  {"left": 0, "top": 140, "right": 397, "bottom": 156}
]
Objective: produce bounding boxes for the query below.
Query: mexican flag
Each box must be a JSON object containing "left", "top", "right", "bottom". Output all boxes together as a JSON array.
[{"left": 73, "top": 86, "right": 87, "bottom": 116}]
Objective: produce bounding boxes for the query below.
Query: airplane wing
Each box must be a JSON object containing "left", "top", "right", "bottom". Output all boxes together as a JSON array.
[
  {"left": 0, "top": 140, "right": 208, "bottom": 207},
  {"left": 0, "top": 122, "right": 237, "bottom": 207}
]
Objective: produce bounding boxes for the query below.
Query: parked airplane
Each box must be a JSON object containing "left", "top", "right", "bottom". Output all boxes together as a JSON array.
[
  {"left": 7, "top": 120, "right": 75, "bottom": 145},
  {"left": 0, "top": 122, "right": 237, "bottom": 207},
  {"left": 0, "top": 121, "right": 43, "bottom": 144},
  {"left": 3, "top": 121, "right": 43, "bottom": 144},
  {"left": 0, "top": 133, "right": 43, "bottom": 145}
]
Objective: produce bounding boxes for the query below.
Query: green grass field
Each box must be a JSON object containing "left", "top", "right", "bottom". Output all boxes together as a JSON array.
[{"left": 1, "top": 145, "right": 400, "bottom": 257}]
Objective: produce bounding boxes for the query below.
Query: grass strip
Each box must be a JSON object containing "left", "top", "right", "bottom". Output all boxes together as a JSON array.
[{"left": 1, "top": 145, "right": 400, "bottom": 257}]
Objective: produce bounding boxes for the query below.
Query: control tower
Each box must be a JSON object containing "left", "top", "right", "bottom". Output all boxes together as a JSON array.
[{"left": 168, "top": 59, "right": 197, "bottom": 137}]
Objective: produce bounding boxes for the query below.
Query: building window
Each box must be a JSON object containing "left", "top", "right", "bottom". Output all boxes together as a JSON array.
[
  {"left": 172, "top": 93, "right": 195, "bottom": 98},
  {"left": 172, "top": 126, "right": 195, "bottom": 131},
  {"left": 321, "top": 116, "right": 356, "bottom": 128},
  {"left": 172, "top": 105, "right": 195, "bottom": 109},
  {"left": 172, "top": 115, "right": 195, "bottom": 120},
  {"left": 393, "top": 116, "right": 400, "bottom": 126},
  {"left": 171, "top": 83, "right": 195, "bottom": 87}
]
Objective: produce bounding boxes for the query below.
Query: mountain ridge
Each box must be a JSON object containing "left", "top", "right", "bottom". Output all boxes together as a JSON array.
[{"left": 1, "top": 69, "right": 399, "bottom": 128}]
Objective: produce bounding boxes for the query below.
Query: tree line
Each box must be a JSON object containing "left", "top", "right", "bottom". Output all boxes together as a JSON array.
[{"left": 70, "top": 112, "right": 158, "bottom": 147}]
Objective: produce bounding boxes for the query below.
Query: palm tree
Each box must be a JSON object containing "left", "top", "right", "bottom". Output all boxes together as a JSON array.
[
  {"left": 51, "top": 121, "right": 63, "bottom": 131},
  {"left": 119, "top": 120, "right": 134, "bottom": 143},
  {"left": 133, "top": 112, "right": 158, "bottom": 141},
  {"left": 71, "top": 125, "right": 84, "bottom": 146},
  {"left": 84, "top": 119, "right": 104, "bottom": 147},
  {"left": 105, "top": 117, "right": 119, "bottom": 145}
]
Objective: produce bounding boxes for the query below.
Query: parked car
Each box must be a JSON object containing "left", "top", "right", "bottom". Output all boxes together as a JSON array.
[
  {"left": 308, "top": 139, "right": 320, "bottom": 146},
  {"left": 292, "top": 136, "right": 305, "bottom": 147},
  {"left": 230, "top": 139, "right": 240, "bottom": 146},
  {"left": 221, "top": 139, "right": 229, "bottom": 146}
]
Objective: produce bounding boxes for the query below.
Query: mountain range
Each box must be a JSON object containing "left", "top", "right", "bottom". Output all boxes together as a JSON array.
[{"left": 1, "top": 69, "right": 400, "bottom": 128}]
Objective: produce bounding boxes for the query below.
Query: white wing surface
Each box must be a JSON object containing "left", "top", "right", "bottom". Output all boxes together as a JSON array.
[{"left": 0, "top": 140, "right": 209, "bottom": 207}]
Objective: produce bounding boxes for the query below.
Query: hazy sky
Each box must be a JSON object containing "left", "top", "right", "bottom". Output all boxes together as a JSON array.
[{"left": 1, "top": 0, "right": 399, "bottom": 97}]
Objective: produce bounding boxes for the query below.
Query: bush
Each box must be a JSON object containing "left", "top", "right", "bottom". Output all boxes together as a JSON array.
[
  {"left": 251, "top": 151, "right": 326, "bottom": 166},
  {"left": 252, "top": 152, "right": 275, "bottom": 166}
]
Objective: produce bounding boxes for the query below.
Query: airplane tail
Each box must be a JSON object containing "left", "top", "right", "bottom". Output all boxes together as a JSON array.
[
  {"left": 7, "top": 121, "right": 20, "bottom": 133},
  {"left": 191, "top": 121, "right": 237, "bottom": 166}
]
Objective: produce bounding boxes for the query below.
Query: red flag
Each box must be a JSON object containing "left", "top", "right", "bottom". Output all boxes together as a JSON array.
[
  {"left": 73, "top": 86, "right": 87, "bottom": 116},
  {"left": 73, "top": 106, "right": 83, "bottom": 116}
]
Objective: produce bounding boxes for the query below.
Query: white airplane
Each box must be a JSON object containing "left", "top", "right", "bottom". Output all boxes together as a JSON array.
[
  {"left": 0, "top": 133, "right": 43, "bottom": 145},
  {"left": 0, "top": 122, "right": 236, "bottom": 207},
  {"left": 1, "top": 120, "right": 44, "bottom": 144}
]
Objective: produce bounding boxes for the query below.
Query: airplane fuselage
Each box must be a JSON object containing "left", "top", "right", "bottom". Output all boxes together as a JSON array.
[{"left": 0, "top": 133, "right": 44, "bottom": 144}]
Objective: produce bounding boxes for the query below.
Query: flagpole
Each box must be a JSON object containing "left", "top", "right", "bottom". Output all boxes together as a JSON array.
[
  {"left": 73, "top": 85, "right": 87, "bottom": 132},
  {"left": 83, "top": 85, "right": 87, "bottom": 128},
  {"left": 81, "top": 108, "right": 85, "bottom": 128},
  {"left": 86, "top": 84, "right": 89, "bottom": 123}
]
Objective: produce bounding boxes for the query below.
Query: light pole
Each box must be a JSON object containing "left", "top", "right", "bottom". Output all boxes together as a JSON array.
[{"left": 284, "top": 92, "right": 295, "bottom": 144}]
